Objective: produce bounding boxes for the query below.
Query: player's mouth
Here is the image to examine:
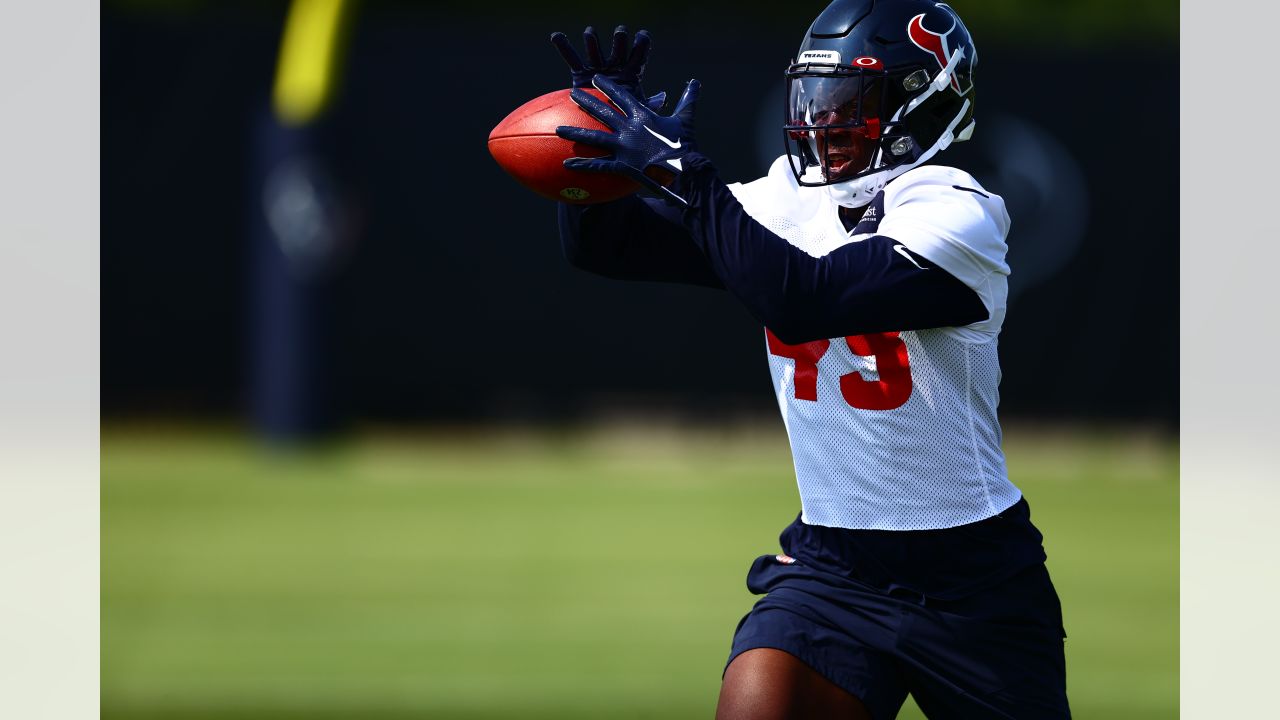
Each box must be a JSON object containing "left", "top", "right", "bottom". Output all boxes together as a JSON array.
[{"left": 826, "top": 152, "right": 853, "bottom": 176}]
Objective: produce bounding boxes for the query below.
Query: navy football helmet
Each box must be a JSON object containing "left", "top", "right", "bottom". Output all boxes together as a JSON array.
[{"left": 784, "top": 0, "right": 978, "bottom": 204}]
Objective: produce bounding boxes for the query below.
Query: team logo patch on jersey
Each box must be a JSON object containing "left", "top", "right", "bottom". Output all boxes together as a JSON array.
[{"left": 850, "top": 191, "right": 886, "bottom": 236}]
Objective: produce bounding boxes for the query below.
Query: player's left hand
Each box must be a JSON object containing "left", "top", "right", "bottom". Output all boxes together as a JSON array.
[
  {"left": 557, "top": 75, "right": 701, "bottom": 207},
  {"left": 550, "top": 26, "right": 667, "bottom": 112}
]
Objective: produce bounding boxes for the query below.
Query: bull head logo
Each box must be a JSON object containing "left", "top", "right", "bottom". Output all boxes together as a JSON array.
[{"left": 906, "top": 3, "right": 973, "bottom": 95}]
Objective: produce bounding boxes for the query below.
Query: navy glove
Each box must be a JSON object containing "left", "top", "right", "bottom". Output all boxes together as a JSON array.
[
  {"left": 550, "top": 26, "right": 667, "bottom": 112},
  {"left": 557, "top": 75, "right": 701, "bottom": 207}
]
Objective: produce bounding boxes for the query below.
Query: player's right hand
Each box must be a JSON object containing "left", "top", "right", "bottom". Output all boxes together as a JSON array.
[
  {"left": 558, "top": 75, "right": 700, "bottom": 208},
  {"left": 550, "top": 25, "right": 667, "bottom": 112}
]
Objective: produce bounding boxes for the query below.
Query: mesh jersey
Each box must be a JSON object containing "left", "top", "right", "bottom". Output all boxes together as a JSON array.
[{"left": 727, "top": 157, "right": 1022, "bottom": 530}]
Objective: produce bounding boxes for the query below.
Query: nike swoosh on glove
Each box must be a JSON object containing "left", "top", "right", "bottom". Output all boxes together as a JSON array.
[{"left": 556, "top": 75, "right": 701, "bottom": 207}]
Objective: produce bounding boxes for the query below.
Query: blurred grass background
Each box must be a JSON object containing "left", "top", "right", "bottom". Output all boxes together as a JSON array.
[{"left": 103, "top": 424, "right": 1177, "bottom": 719}]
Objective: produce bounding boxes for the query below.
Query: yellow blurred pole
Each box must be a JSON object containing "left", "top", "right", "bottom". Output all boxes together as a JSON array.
[{"left": 272, "top": 0, "right": 352, "bottom": 127}]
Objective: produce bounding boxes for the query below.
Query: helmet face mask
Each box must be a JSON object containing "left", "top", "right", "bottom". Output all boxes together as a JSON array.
[
  {"left": 783, "top": 0, "right": 979, "bottom": 195},
  {"left": 785, "top": 64, "right": 891, "bottom": 185}
]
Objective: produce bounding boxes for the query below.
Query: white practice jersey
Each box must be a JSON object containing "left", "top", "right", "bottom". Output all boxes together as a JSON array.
[{"left": 728, "top": 157, "right": 1022, "bottom": 530}]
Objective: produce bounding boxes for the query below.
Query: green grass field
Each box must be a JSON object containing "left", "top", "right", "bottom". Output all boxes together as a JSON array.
[{"left": 102, "top": 424, "right": 1177, "bottom": 719}]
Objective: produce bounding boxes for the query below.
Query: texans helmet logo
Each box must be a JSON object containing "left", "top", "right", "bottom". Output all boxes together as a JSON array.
[{"left": 906, "top": 3, "right": 974, "bottom": 95}]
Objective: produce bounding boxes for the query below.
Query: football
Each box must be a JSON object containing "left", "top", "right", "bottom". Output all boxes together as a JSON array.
[{"left": 488, "top": 89, "right": 639, "bottom": 205}]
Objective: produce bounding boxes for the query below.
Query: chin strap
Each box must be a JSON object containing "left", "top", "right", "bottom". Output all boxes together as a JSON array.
[{"left": 825, "top": 173, "right": 888, "bottom": 208}]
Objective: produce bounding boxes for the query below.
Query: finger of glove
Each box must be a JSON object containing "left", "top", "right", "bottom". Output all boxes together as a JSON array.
[
  {"left": 644, "top": 91, "right": 667, "bottom": 112},
  {"left": 631, "top": 170, "right": 690, "bottom": 207},
  {"left": 582, "top": 26, "right": 605, "bottom": 69},
  {"left": 625, "top": 30, "right": 652, "bottom": 76},
  {"left": 605, "top": 25, "right": 629, "bottom": 69},
  {"left": 583, "top": 160, "right": 652, "bottom": 193},
  {"left": 563, "top": 158, "right": 628, "bottom": 174},
  {"left": 550, "top": 32, "right": 586, "bottom": 73},
  {"left": 564, "top": 158, "right": 689, "bottom": 206},
  {"left": 555, "top": 125, "right": 619, "bottom": 151},
  {"left": 674, "top": 79, "right": 701, "bottom": 120},
  {"left": 590, "top": 75, "right": 647, "bottom": 118},
  {"left": 569, "top": 88, "right": 625, "bottom": 128}
]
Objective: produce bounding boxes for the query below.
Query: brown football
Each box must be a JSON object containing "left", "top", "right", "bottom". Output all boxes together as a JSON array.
[{"left": 487, "top": 88, "right": 639, "bottom": 205}]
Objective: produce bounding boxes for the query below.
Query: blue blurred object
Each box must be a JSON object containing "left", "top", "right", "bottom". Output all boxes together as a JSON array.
[{"left": 249, "top": 113, "right": 350, "bottom": 441}]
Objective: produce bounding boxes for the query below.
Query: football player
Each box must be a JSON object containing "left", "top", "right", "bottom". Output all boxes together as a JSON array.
[{"left": 550, "top": 1, "right": 1069, "bottom": 718}]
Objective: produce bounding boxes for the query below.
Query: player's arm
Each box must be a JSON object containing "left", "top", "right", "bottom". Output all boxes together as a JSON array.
[
  {"left": 558, "top": 196, "right": 724, "bottom": 287},
  {"left": 669, "top": 153, "right": 988, "bottom": 343},
  {"left": 557, "top": 78, "right": 988, "bottom": 344}
]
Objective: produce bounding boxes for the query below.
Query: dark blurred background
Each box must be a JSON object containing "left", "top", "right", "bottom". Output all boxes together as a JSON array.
[{"left": 103, "top": 0, "right": 1178, "bottom": 432}]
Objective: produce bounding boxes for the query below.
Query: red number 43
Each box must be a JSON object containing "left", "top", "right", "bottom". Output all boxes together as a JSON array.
[{"left": 765, "top": 329, "right": 913, "bottom": 411}]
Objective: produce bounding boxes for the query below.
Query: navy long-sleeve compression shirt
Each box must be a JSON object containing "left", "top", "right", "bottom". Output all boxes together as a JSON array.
[{"left": 557, "top": 152, "right": 988, "bottom": 344}]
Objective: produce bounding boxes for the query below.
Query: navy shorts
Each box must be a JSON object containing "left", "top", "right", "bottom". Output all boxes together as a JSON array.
[{"left": 727, "top": 499, "right": 1070, "bottom": 719}]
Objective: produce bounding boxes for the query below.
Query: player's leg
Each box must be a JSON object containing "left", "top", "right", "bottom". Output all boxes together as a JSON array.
[
  {"left": 723, "top": 553, "right": 911, "bottom": 720},
  {"left": 716, "top": 648, "right": 871, "bottom": 720}
]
